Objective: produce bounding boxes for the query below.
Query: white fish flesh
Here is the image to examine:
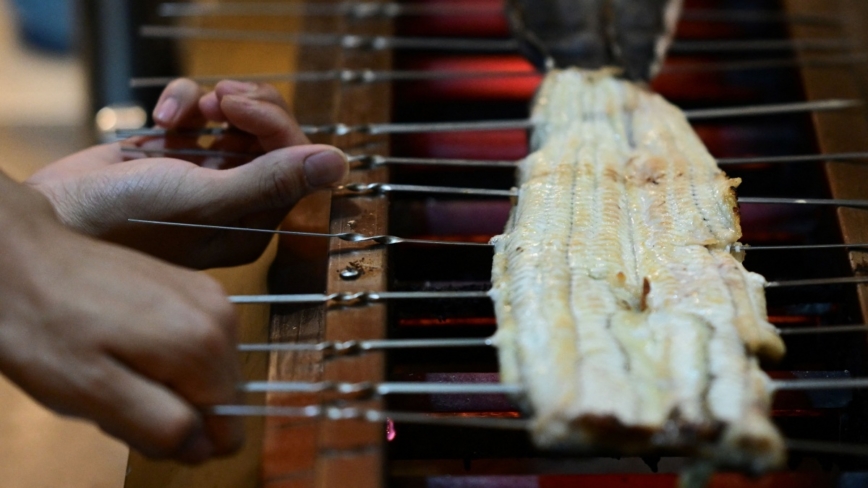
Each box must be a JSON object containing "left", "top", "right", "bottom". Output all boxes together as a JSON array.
[{"left": 490, "top": 68, "right": 785, "bottom": 472}]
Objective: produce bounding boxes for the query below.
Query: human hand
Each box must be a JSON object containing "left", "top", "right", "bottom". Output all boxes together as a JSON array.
[
  {"left": 506, "top": 0, "right": 682, "bottom": 81},
  {"left": 0, "top": 173, "right": 242, "bottom": 463},
  {"left": 26, "top": 79, "right": 348, "bottom": 269}
]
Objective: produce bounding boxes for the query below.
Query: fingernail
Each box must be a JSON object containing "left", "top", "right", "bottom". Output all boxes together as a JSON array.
[
  {"left": 178, "top": 430, "right": 214, "bottom": 464},
  {"left": 220, "top": 80, "right": 258, "bottom": 94},
  {"left": 304, "top": 149, "right": 348, "bottom": 188},
  {"left": 154, "top": 97, "right": 178, "bottom": 124}
]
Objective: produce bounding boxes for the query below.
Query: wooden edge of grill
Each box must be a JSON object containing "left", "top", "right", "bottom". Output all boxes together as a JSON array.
[{"left": 786, "top": 0, "right": 868, "bottom": 322}]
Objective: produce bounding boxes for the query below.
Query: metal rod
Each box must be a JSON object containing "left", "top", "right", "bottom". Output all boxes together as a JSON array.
[
  {"left": 716, "top": 152, "right": 868, "bottom": 165},
  {"left": 339, "top": 182, "right": 516, "bottom": 198},
  {"left": 127, "top": 218, "right": 491, "bottom": 247},
  {"left": 129, "top": 217, "right": 868, "bottom": 255},
  {"left": 130, "top": 68, "right": 539, "bottom": 89},
  {"left": 211, "top": 402, "right": 868, "bottom": 451},
  {"left": 778, "top": 324, "right": 868, "bottom": 336},
  {"left": 159, "top": 3, "right": 842, "bottom": 26},
  {"left": 741, "top": 242, "right": 868, "bottom": 251},
  {"left": 140, "top": 25, "right": 520, "bottom": 52},
  {"left": 661, "top": 53, "right": 868, "bottom": 73},
  {"left": 238, "top": 337, "right": 494, "bottom": 353},
  {"left": 683, "top": 98, "right": 861, "bottom": 120},
  {"left": 119, "top": 148, "right": 868, "bottom": 169},
  {"left": 668, "top": 38, "right": 852, "bottom": 54},
  {"left": 334, "top": 184, "right": 868, "bottom": 211},
  {"left": 739, "top": 197, "right": 868, "bottom": 210},
  {"left": 141, "top": 25, "right": 852, "bottom": 55},
  {"left": 229, "top": 290, "right": 491, "bottom": 304},
  {"left": 773, "top": 377, "right": 868, "bottom": 391},
  {"left": 765, "top": 276, "right": 868, "bottom": 288},
  {"left": 237, "top": 377, "right": 868, "bottom": 395},
  {"left": 210, "top": 404, "right": 531, "bottom": 429},
  {"left": 113, "top": 99, "right": 862, "bottom": 139},
  {"left": 160, "top": 2, "right": 502, "bottom": 18},
  {"left": 120, "top": 147, "right": 255, "bottom": 159},
  {"left": 679, "top": 9, "right": 841, "bottom": 25},
  {"left": 241, "top": 381, "right": 522, "bottom": 395},
  {"left": 129, "top": 54, "right": 868, "bottom": 89},
  {"left": 230, "top": 273, "right": 868, "bottom": 305},
  {"left": 237, "top": 324, "right": 868, "bottom": 348},
  {"left": 357, "top": 155, "right": 519, "bottom": 169},
  {"left": 786, "top": 439, "right": 868, "bottom": 457}
]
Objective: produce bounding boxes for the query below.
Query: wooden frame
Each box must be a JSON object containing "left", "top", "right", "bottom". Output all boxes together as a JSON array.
[
  {"left": 786, "top": 0, "right": 868, "bottom": 320},
  {"left": 125, "top": 1, "right": 868, "bottom": 486},
  {"left": 124, "top": 1, "right": 392, "bottom": 487}
]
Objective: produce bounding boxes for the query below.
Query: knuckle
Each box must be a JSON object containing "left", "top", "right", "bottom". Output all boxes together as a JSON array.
[
  {"left": 153, "top": 410, "right": 199, "bottom": 457},
  {"left": 165, "top": 77, "right": 196, "bottom": 95},
  {"left": 74, "top": 362, "right": 118, "bottom": 400},
  {"left": 185, "top": 312, "right": 231, "bottom": 360},
  {"left": 261, "top": 157, "right": 304, "bottom": 208}
]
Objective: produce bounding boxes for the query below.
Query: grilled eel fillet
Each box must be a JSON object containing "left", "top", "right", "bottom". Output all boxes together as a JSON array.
[{"left": 490, "top": 68, "right": 786, "bottom": 473}]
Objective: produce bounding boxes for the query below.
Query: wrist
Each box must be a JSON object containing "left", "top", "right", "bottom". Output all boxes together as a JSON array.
[{"left": 0, "top": 173, "right": 62, "bottom": 246}]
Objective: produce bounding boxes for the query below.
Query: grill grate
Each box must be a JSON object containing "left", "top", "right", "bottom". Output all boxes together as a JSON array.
[{"left": 121, "top": 0, "right": 868, "bottom": 487}]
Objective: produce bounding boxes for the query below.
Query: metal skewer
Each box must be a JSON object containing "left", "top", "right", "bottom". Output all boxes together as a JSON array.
[
  {"left": 241, "top": 381, "right": 521, "bottom": 395},
  {"left": 238, "top": 324, "right": 868, "bottom": 356},
  {"left": 209, "top": 401, "right": 868, "bottom": 455},
  {"left": 128, "top": 218, "right": 868, "bottom": 253},
  {"left": 141, "top": 25, "right": 852, "bottom": 55},
  {"left": 238, "top": 337, "right": 493, "bottom": 353},
  {"left": 235, "top": 323, "right": 868, "bottom": 355},
  {"left": 159, "top": 2, "right": 503, "bottom": 18},
  {"left": 140, "top": 25, "right": 520, "bottom": 52},
  {"left": 159, "top": 3, "right": 841, "bottom": 26},
  {"left": 234, "top": 377, "right": 868, "bottom": 395},
  {"left": 212, "top": 404, "right": 531, "bottom": 429},
  {"left": 765, "top": 276, "right": 868, "bottom": 288},
  {"left": 334, "top": 183, "right": 868, "bottom": 211},
  {"left": 130, "top": 68, "right": 539, "bottom": 89},
  {"left": 234, "top": 323, "right": 868, "bottom": 355},
  {"left": 669, "top": 38, "right": 852, "bottom": 53},
  {"left": 127, "top": 218, "right": 490, "bottom": 247},
  {"left": 120, "top": 146, "right": 868, "bottom": 169},
  {"left": 235, "top": 323, "right": 868, "bottom": 354},
  {"left": 778, "top": 324, "right": 868, "bottom": 335},
  {"left": 113, "top": 99, "right": 862, "bottom": 139},
  {"left": 230, "top": 273, "right": 868, "bottom": 304},
  {"left": 229, "top": 290, "right": 490, "bottom": 304},
  {"left": 128, "top": 54, "right": 868, "bottom": 89},
  {"left": 211, "top": 401, "right": 868, "bottom": 456}
]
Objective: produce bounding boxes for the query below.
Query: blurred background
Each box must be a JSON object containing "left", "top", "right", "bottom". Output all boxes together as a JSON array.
[{"left": 0, "top": 0, "right": 127, "bottom": 486}]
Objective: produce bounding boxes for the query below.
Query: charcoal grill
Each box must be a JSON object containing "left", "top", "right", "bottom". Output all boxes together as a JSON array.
[{"left": 120, "top": 1, "right": 868, "bottom": 487}]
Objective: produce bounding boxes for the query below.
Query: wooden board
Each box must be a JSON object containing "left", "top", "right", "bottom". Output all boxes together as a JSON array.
[
  {"left": 785, "top": 0, "right": 868, "bottom": 320},
  {"left": 262, "top": 4, "right": 393, "bottom": 488},
  {"left": 124, "top": 1, "right": 394, "bottom": 487},
  {"left": 124, "top": 1, "right": 309, "bottom": 487}
]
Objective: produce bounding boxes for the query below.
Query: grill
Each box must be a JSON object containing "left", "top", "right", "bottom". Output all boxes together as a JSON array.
[{"left": 121, "top": 1, "right": 868, "bottom": 487}]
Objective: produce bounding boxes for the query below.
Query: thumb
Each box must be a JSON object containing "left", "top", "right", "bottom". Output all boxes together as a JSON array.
[{"left": 214, "top": 144, "right": 348, "bottom": 214}]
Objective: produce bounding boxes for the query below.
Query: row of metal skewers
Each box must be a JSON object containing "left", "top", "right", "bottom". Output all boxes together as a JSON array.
[{"left": 127, "top": 2, "right": 868, "bottom": 460}]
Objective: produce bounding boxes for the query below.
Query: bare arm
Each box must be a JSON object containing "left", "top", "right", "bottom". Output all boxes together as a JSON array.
[{"left": 0, "top": 172, "right": 243, "bottom": 463}]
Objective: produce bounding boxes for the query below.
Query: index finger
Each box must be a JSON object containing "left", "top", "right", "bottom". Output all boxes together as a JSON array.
[{"left": 153, "top": 78, "right": 208, "bottom": 129}]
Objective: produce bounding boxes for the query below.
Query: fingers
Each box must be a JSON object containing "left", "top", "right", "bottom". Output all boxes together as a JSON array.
[
  {"left": 202, "top": 80, "right": 309, "bottom": 149},
  {"left": 213, "top": 144, "right": 348, "bottom": 216},
  {"left": 153, "top": 78, "right": 208, "bottom": 129},
  {"left": 82, "top": 360, "right": 217, "bottom": 464},
  {"left": 102, "top": 272, "right": 243, "bottom": 456}
]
